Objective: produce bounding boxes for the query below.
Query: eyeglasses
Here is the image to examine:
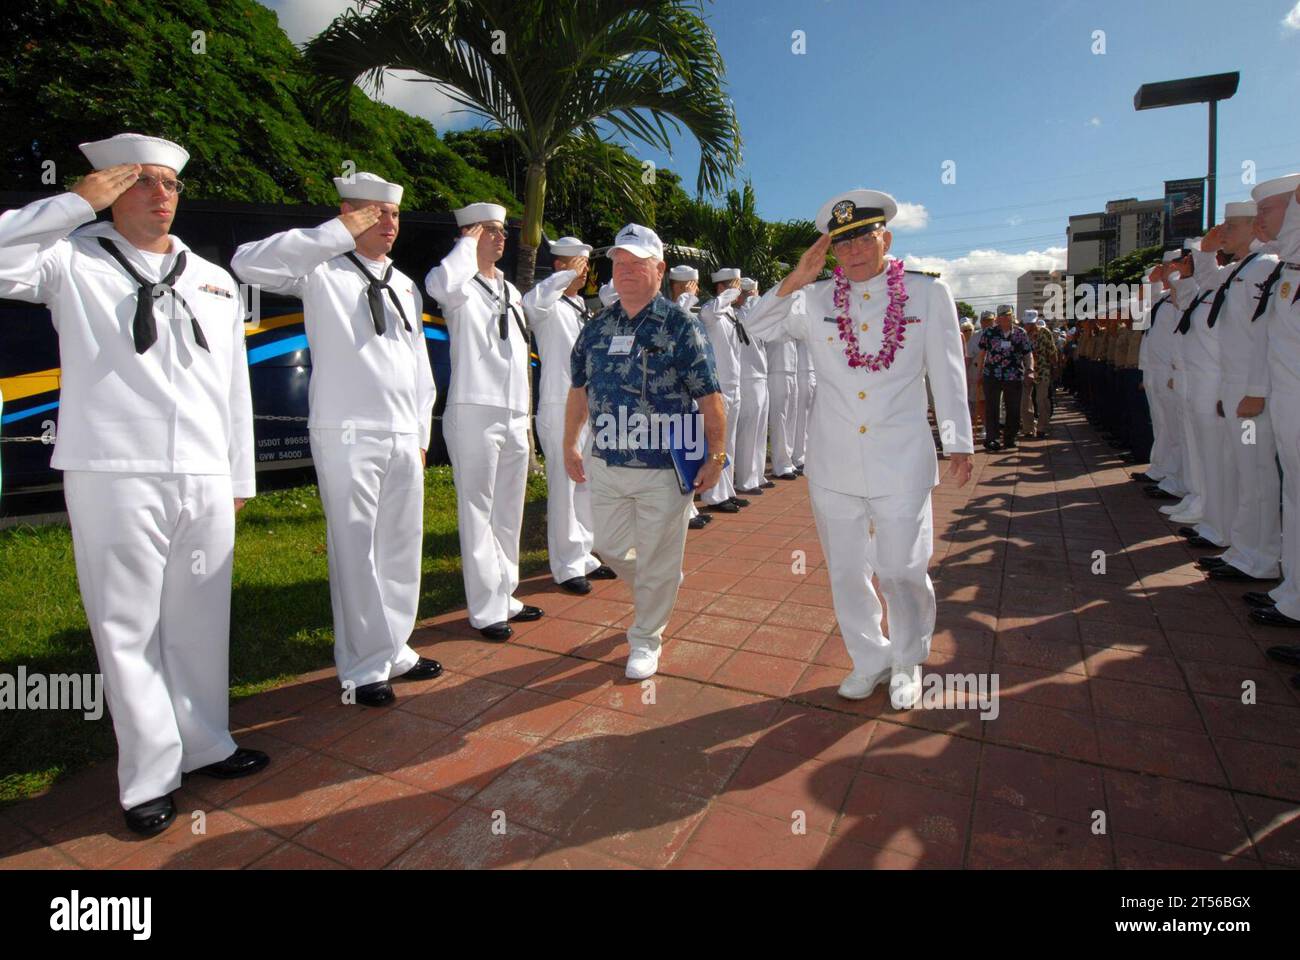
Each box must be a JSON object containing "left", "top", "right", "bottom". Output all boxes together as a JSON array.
[
  {"left": 830, "top": 231, "right": 880, "bottom": 251},
  {"left": 133, "top": 174, "right": 185, "bottom": 195},
  {"left": 480, "top": 225, "right": 506, "bottom": 237}
]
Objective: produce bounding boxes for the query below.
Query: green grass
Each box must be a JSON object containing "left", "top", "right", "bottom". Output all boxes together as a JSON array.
[{"left": 0, "top": 465, "right": 550, "bottom": 805}]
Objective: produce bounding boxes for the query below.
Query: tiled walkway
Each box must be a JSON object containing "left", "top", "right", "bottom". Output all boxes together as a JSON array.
[{"left": 3, "top": 398, "right": 1299, "bottom": 869}]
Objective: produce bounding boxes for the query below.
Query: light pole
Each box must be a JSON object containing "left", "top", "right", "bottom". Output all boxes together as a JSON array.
[{"left": 1134, "top": 72, "right": 1239, "bottom": 229}]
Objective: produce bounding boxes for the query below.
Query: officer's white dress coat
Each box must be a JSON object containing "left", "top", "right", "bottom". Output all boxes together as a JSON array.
[
  {"left": 231, "top": 219, "right": 436, "bottom": 687},
  {"left": 522, "top": 268, "right": 601, "bottom": 583},
  {"left": 745, "top": 259, "right": 973, "bottom": 678},
  {"left": 425, "top": 235, "right": 530, "bottom": 628},
  {"left": 0, "top": 192, "right": 254, "bottom": 808}
]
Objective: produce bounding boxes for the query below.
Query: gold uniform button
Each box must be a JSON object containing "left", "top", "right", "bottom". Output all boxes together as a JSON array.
[
  {"left": 861, "top": 323, "right": 869, "bottom": 331},
  {"left": 859, "top": 425, "right": 867, "bottom": 434},
  {"left": 858, "top": 391, "right": 866, "bottom": 400}
]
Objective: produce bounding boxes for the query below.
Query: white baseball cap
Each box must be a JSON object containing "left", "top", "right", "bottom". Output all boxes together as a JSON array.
[{"left": 608, "top": 223, "right": 663, "bottom": 261}]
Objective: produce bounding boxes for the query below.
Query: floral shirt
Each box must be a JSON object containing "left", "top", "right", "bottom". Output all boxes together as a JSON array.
[
  {"left": 1030, "top": 325, "right": 1059, "bottom": 371},
  {"left": 977, "top": 325, "right": 1034, "bottom": 381},
  {"left": 571, "top": 294, "right": 721, "bottom": 469}
]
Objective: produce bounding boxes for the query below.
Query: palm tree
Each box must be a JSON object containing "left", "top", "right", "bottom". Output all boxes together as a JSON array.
[
  {"left": 302, "top": 0, "right": 742, "bottom": 288},
  {"left": 678, "top": 182, "right": 818, "bottom": 290}
]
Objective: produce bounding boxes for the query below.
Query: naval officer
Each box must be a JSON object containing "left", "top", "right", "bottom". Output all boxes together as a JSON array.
[
  {"left": 231, "top": 172, "right": 442, "bottom": 707},
  {"left": 521, "top": 235, "right": 618, "bottom": 594},
  {"left": 744, "top": 190, "right": 974, "bottom": 708},
  {"left": 425, "top": 203, "right": 544, "bottom": 640},
  {"left": 0, "top": 133, "right": 268, "bottom": 835}
]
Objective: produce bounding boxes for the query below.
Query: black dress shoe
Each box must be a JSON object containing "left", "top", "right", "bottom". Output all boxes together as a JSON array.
[
  {"left": 775, "top": 472, "right": 798, "bottom": 481},
  {"left": 1004, "top": 440, "right": 1018, "bottom": 449},
  {"left": 1130, "top": 472, "right": 1156, "bottom": 483},
  {"left": 124, "top": 795, "right": 176, "bottom": 837},
  {"left": 1244, "top": 591, "right": 1277, "bottom": 608},
  {"left": 1177, "top": 527, "right": 1199, "bottom": 539},
  {"left": 1186, "top": 535, "right": 1220, "bottom": 549},
  {"left": 192, "top": 748, "right": 271, "bottom": 779},
  {"left": 480, "top": 623, "right": 513, "bottom": 641},
  {"left": 735, "top": 487, "right": 764, "bottom": 495},
  {"left": 760, "top": 479, "right": 776, "bottom": 488},
  {"left": 706, "top": 501, "right": 740, "bottom": 513},
  {"left": 588, "top": 565, "right": 618, "bottom": 580},
  {"left": 1196, "top": 556, "right": 1228, "bottom": 570},
  {"left": 730, "top": 497, "right": 751, "bottom": 508},
  {"left": 560, "top": 576, "right": 592, "bottom": 595},
  {"left": 983, "top": 440, "right": 1001, "bottom": 452},
  {"left": 1265, "top": 644, "right": 1300, "bottom": 667},
  {"left": 794, "top": 465, "right": 805, "bottom": 475},
  {"left": 688, "top": 515, "right": 708, "bottom": 530},
  {"left": 354, "top": 681, "right": 396, "bottom": 707},
  {"left": 1208, "top": 564, "right": 1274, "bottom": 582},
  {"left": 1249, "top": 606, "right": 1300, "bottom": 628},
  {"left": 399, "top": 657, "right": 444, "bottom": 681},
  {"left": 698, "top": 513, "right": 713, "bottom": 524},
  {"left": 1145, "top": 487, "right": 1179, "bottom": 500},
  {"left": 510, "top": 605, "right": 544, "bottom": 622}
]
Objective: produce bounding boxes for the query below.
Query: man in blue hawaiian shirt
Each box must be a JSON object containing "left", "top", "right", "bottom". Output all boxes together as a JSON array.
[
  {"left": 976, "top": 303, "right": 1035, "bottom": 451},
  {"left": 563, "top": 223, "right": 726, "bottom": 680}
]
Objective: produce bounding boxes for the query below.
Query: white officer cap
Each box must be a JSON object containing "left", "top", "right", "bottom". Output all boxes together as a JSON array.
[
  {"left": 740, "top": 277, "right": 758, "bottom": 291},
  {"left": 816, "top": 189, "right": 899, "bottom": 239},
  {"left": 334, "top": 171, "right": 404, "bottom": 205},
  {"left": 608, "top": 223, "right": 663, "bottom": 261},
  {"left": 1223, "top": 201, "right": 1256, "bottom": 219},
  {"left": 549, "top": 235, "right": 591, "bottom": 257},
  {"left": 79, "top": 133, "right": 190, "bottom": 173},
  {"left": 1250, "top": 173, "right": 1300, "bottom": 203},
  {"left": 711, "top": 267, "right": 741, "bottom": 283},
  {"left": 668, "top": 265, "right": 698, "bottom": 282},
  {"left": 454, "top": 202, "right": 507, "bottom": 227}
]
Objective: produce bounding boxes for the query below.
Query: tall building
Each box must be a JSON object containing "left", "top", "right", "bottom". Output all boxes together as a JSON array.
[
  {"left": 1017, "top": 269, "right": 1067, "bottom": 321},
  {"left": 1067, "top": 198, "right": 1165, "bottom": 275}
]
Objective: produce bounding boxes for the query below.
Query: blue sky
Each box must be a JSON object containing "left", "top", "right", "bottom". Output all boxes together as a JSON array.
[{"left": 266, "top": 0, "right": 1300, "bottom": 302}]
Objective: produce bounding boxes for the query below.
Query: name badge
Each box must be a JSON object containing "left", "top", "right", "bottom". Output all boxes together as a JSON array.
[{"left": 608, "top": 334, "right": 635, "bottom": 355}]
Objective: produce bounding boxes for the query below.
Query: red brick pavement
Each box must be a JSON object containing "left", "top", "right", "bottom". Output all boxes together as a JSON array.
[{"left": 3, "top": 399, "right": 1299, "bottom": 869}]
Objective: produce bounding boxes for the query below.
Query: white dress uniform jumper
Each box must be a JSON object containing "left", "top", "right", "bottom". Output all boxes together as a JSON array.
[
  {"left": 766, "top": 333, "right": 800, "bottom": 477},
  {"left": 698, "top": 290, "right": 744, "bottom": 504},
  {"left": 735, "top": 298, "right": 771, "bottom": 491}
]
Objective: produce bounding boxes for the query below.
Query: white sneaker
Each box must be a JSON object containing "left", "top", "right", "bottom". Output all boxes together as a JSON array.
[
  {"left": 889, "top": 665, "right": 923, "bottom": 710},
  {"left": 837, "top": 668, "right": 888, "bottom": 701},
  {"left": 625, "top": 647, "right": 660, "bottom": 680}
]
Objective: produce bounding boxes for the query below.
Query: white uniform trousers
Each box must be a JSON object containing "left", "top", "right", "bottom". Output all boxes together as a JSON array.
[
  {"left": 768, "top": 370, "right": 798, "bottom": 476},
  {"left": 701, "top": 387, "right": 740, "bottom": 505},
  {"left": 443, "top": 403, "right": 528, "bottom": 628},
  {"left": 1214, "top": 388, "right": 1282, "bottom": 578},
  {"left": 793, "top": 369, "right": 816, "bottom": 467},
  {"left": 735, "top": 377, "right": 770, "bottom": 491},
  {"left": 1149, "top": 372, "right": 1189, "bottom": 494},
  {"left": 1187, "top": 390, "right": 1234, "bottom": 544},
  {"left": 310, "top": 428, "right": 423, "bottom": 688},
  {"left": 1267, "top": 394, "right": 1300, "bottom": 616},
  {"left": 1166, "top": 387, "right": 1208, "bottom": 524},
  {"left": 64, "top": 471, "right": 239, "bottom": 809},
  {"left": 588, "top": 457, "right": 693, "bottom": 653},
  {"left": 809, "top": 481, "right": 936, "bottom": 678},
  {"left": 536, "top": 401, "right": 600, "bottom": 583}
]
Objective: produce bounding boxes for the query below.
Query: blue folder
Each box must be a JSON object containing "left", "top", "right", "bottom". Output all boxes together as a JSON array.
[{"left": 665, "top": 407, "right": 709, "bottom": 495}]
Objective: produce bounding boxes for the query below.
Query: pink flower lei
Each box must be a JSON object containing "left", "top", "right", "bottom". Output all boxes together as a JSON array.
[{"left": 831, "top": 258, "right": 909, "bottom": 371}]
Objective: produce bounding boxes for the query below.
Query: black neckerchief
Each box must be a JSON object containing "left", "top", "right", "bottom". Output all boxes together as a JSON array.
[
  {"left": 97, "top": 237, "right": 208, "bottom": 355},
  {"left": 1175, "top": 289, "right": 1213, "bottom": 335},
  {"left": 561, "top": 294, "right": 591, "bottom": 324},
  {"left": 473, "top": 274, "right": 526, "bottom": 341},
  {"left": 1144, "top": 295, "right": 1169, "bottom": 336},
  {"left": 1205, "top": 252, "right": 1259, "bottom": 329},
  {"left": 1251, "top": 262, "right": 1286, "bottom": 322},
  {"left": 344, "top": 252, "right": 412, "bottom": 335}
]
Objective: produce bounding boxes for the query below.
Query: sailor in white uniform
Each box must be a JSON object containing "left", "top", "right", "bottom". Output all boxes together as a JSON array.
[
  {"left": 793, "top": 338, "right": 816, "bottom": 474},
  {"left": 1136, "top": 258, "right": 1191, "bottom": 499},
  {"left": 1159, "top": 239, "right": 1209, "bottom": 525},
  {"left": 521, "top": 236, "right": 617, "bottom": 594},
  {"left": 744, "top": 190, "right": 974, "bottom": 709},
  {"left": 698, "top": 267, "right": 749, "bottom": 513},
  {"left": 231, "top": 172, "right": 441, "bottom": 707},
  {"left": 666, "top": 265, "right": 714, "bottom": 530},
  {"left": 766, "top": 316, "right": 801, "bottom": 481},
  {"left": 0, "top": 134, "right": 268, "bottom": 836},
  {"left": 735, "top": 277, "right": 772, "bottom": 493},
  {"left": 425, "top": 203, "right": 544, "bottom": 641}
]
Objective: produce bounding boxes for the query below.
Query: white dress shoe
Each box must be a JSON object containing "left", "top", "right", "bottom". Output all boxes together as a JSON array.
[
  {"left": 625, "top": 647, "right": 660, "bottom": 680},
  {"left": 837, "top": 668, "right": 888, "bottom": 701},
  {"left": 889, "top": 665, "right": 923, "bottom": 710}
]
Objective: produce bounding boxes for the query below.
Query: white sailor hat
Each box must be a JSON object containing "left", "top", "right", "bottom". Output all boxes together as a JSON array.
[
  {"left": 79, "top": 133, "right": 190, "bottom": 173},
  {"left": 1250, "top": 173, "right": 1300, "bottom": 203},
  {"left": 549, "top": 236, "right": 592, "bottom": 257},
  {"left": 668, "top": 265, "right": 699, "bottom": 282},
  {"left": 608, "top": 223, "right": 663, "bottom": 260},
  {"left": 454, "top": 202, "right": 507, "bottom": 227},
  {"left": 334, "top": 172, "right": 403, "bottom": 205},
  {"left": 1161, "top": 250, "right": 1182, "bottom": 263},
  {"left": 1223, "top": 201, "right": 1256, "bottom": 219},
  {"left": 1181, "top": 237, "right": 1202, "bottom": 254},
  {"left": 740, "top": 277, "right": 758, "bottom": 291},
  {"left": 711, "top": 267, "right": 741, "bottom": 283},
  {"left": 816, "top": 189, "right": 899, "bottom": 241}
]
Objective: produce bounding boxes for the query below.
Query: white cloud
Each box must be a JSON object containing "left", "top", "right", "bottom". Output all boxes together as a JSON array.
[
  {"left": 1087, "top": 116, "right": 1102, "bottom": 128},
  {"left": 891, "top": 201, "right": 929, "bottom": 232},
  {"left": 1285, "top": 2, "right": 1300, "bottom": 30},
  {"left": 901, "top": 247, "right": 1067, "bottom": 305}
]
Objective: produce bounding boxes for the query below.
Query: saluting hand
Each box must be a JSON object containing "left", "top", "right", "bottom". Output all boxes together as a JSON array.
[
  {"left": 338, "top": 205, "right": 383, "bottom": 239},
  {"left": 778, "top": 232, "right": 832, "bottom": 297},
  {"left": 71, "top": 164, "right": 141, "bottom": 212}
]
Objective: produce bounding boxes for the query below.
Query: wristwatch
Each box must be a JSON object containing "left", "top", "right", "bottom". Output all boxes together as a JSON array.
[{"left": 710, "top": 452, "right": 729, "bottom": 467}]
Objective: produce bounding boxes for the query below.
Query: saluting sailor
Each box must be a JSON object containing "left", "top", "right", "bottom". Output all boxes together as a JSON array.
[
  {"left": 744, "top": 190, "right": 974, "bottom": 708},
  {"left": 231, "top": 172, "right": 442, "bottom": 707},
  {"left": 521, "top": 235, "right": 618, "bottom": 594},
  {"left": 666, "top": 265, "right": 714, "bottom": 530},
  {"left": 0, "top": 134, "right": 268, "bottom": 836},
  {"left": 425, "top": 203, "right": 544, "bottom": 641},
  {"left": 1162, "top": 238, "right": 1215, "bottom": 530},
  {"left": 698, "top": 267, "right": 750, "bottom": 513},
  {"left": 766, "top": 315, "right": 801, "bottom": 481},
  {"left": 735, "top": 277, "right": 772, "bottom": 494}
]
